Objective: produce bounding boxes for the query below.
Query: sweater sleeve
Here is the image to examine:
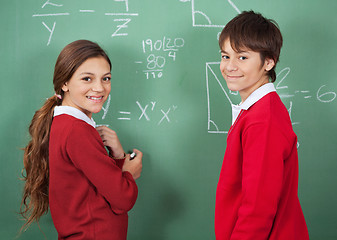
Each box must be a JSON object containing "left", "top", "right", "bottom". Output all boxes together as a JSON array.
[
  {"left": 230, "top": 122, "right": 287, "bottom": 239},
  {"left": 65, "top": 121, "right": 138, "bottom": 215}
]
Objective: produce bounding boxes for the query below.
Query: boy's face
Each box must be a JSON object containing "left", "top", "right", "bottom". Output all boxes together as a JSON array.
[{"left": 220, "top": 38, "right": 275, "bottom": 102}]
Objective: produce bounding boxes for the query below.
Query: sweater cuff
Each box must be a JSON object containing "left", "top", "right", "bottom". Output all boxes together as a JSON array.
[{"left": 110, "top": 152, "right": 126, "bottom": 160}]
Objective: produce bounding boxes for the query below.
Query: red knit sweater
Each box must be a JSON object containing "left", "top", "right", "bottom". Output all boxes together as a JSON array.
[
  {"left": 215, "top": 92, "right": 309, "bottom": 240},
  {"left": 49, "top": 114, "right": 138, "bottom": 240}
]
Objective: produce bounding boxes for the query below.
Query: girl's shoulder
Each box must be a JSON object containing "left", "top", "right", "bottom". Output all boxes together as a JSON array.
[{"left": 52, "top": 114, "right": 97, "bottom": 138}]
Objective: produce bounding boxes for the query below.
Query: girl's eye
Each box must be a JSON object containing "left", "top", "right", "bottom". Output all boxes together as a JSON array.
[
  {"left": 221, "top": 55, "right": 229, "bottom": 60},
  {"left": 103, "top": 77, "right": 111, "bottom": 82},
  {"left": 239, "top": 56, "right": 247, "bottom": 60},
  {"left": 82, "top": 77, "right": 91, "bottom": 81}
]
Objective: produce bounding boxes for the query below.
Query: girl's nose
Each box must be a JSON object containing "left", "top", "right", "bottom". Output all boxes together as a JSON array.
[{"left": 91, "top": 80, "right": 104, "bottom": 92}]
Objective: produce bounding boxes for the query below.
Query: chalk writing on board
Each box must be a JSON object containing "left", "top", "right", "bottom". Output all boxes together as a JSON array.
[
  {"left": 101, "top": 95, "right": 111, "bottom": 120},
  {"left": 205, "top": 62, "right": 336, "bottom": 134},
  {"left": 114, "top": 0, "right": 130, "bottom": 12},
  {"left": 42, "top": 0, "right": 63, "bottom": 9},
  {"left": 79, "top": 10, "right": 95, "bottom": 13},
  {"left": 32, "top": 0, "right": 138, "bottom": 45},
  {"left": 118, "top": 111, "right": 131, "bottom": 121},
  {"left": 276, "top": 68, "right": 337, "bottom": 103},
  {"left": 136, "top": 37, "right": 185, "bottom": 79},
  {"left": 179, "top": 0, "right": 240, "bottom": 28},
  {"left": 110, "top": 18, "right": 132, "bottom": 38},
  {"left": 287, "top": 101, "right": 299, "bottom": 125},
  {"left": 98, "top": 97, "right": 178, "bottom": 126},
  {"left": 42, "top": 21, "right": 56, "bottom": 46},
  {"left": 228, "top": 0, "right": 241, "bottom": 14},
  {"left": 206, "top": 62, "right": 231, "bottom": 134},
  {"left": 316, "top": 85, "right": 336, "bottom": 103}
]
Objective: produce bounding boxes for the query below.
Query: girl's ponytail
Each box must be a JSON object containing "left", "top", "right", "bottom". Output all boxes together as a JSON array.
[{"left": 20, "top": 95, "right": 60, "bottom": 231}]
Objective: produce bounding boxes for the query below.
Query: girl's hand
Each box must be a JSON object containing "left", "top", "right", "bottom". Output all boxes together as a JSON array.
[
  {"left": 96, "top": 126, "right": 125, "bottom": 159},
  {"left": 122, "top": 149, "right": 143, "bottom": 180}
]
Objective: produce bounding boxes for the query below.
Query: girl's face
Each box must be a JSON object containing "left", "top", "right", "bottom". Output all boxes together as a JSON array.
[
  {"left": 61, "top": 57, "right": 111, "bottom": 118},
  {"left": 220, "top": 38, "right": 275, "bottom": 102}
]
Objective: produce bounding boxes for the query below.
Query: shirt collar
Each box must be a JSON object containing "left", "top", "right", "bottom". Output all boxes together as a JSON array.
[
  {"left": 53, "top": 106, "right": 96, "bottom": 128},
  {"left": 231, "top": 83, "right": 276, "bottom": 125}
]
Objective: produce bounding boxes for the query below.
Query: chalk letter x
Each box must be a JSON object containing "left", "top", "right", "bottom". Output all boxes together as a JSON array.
[{"left": 136, "top": 101, "right": 150, "bottom": 121}]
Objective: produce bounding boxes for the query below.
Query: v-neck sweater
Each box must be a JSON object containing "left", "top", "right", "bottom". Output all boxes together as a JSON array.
[
  {"left": 215, "top": 92, "right": 309, "bottom": 240},
  {"left": 49, "top": 114, "right": 137, "bottom": 240}
]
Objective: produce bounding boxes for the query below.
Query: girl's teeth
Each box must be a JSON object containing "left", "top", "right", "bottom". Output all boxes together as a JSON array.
[{"left": 87, "top": 96, "right": 102, "bottom": 100}]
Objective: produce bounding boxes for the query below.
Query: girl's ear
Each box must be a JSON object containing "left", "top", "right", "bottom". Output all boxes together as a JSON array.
[
  {"left": 265, "top": 58, "right": 275, "bottom": 72},
  {"left": 62, "top": 82, "right": 69, "bottom": 92}
]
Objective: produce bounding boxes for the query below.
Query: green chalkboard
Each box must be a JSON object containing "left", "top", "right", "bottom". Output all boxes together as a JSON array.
[{"left": 1, "top": 0, "right": 337, "bottom": 239}]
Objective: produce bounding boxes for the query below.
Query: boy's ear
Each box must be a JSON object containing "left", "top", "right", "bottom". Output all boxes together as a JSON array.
[{"left": 265, "top": 58, "right": 275, "bottom": 72}]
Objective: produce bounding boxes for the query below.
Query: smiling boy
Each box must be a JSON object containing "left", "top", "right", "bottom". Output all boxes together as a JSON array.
[{"left": 215, "top": 11, "right": 309, "bottom": 239}]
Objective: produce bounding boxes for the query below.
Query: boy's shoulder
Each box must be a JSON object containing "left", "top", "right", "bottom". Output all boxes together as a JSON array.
[
  {"left": 250, "top": 92, "right": 286, "bottom": 116},
  {"left": 243, "top": 92, "right": 292, "bottom": 129}
]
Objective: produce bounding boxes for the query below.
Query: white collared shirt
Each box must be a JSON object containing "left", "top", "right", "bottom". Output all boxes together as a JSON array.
[
  {"left": 53, "top": 106, "right": 96, "bottom": 128},
  {"left": 231, "top": 83, "right": 276, "bottom": 125}
]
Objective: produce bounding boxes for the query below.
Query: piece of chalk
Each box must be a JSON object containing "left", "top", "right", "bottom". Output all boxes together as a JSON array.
[{"left": 130, "top": 152, "right": 136, "bottom": 160}]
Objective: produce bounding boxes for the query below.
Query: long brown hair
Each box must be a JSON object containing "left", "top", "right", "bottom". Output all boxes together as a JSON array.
[{"left": 20, "top": 40, "right": 111, "bottom": 231}]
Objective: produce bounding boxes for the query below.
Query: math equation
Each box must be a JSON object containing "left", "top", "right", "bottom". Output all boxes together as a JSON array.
[
  {"left": 32, "top": 0, "right": 138, "bottom": 45},
  {"left": 99, "top": 96, "right": 178, "bottom": 126},
  {"left": 135, "top": 36, "right": 185, "bottom": 80}
]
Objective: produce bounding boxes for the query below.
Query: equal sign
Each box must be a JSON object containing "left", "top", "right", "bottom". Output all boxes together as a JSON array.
[
  {"left": 295, "top": 90, "right": 311, "bottom": 99},
  {"left": 118, "top": 111, "right": 131, "bottom": 120},
  {"left": 301, "top": 91, "right": 312, "bottom": 99}
]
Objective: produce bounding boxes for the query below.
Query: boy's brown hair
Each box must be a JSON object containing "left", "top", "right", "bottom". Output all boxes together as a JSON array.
[{"left": 219, "top": 11, "right": 283, "bottom": 82}]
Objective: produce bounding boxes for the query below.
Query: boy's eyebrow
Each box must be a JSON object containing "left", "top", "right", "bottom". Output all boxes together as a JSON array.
[
  {"left": 237, "top": 50, "right": 250, "bottom": 54},
  {"left": 221, "top": 49, "right": 250, "bottom": 54}
]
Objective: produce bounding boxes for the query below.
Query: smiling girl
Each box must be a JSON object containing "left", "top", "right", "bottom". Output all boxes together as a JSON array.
[
  {"left": 215, "top": 11, "right": 309, "bottom": 239},
  {"left": 20, "top": 40, "right": 142, "bottom": 240}
]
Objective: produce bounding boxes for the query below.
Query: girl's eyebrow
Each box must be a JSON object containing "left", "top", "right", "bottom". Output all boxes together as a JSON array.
[
  {"left": 79, "top": 72, "right": 111, "bottom": 76},
  {"left": 80, "top": 72, "right": 94, "bottom": 75}
]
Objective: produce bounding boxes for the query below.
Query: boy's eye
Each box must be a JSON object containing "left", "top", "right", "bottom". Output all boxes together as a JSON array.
[
  {"left": 239, "top": 56, "right": 247, "bottom": 60},
  {"left": 221, "top": 55, "right": 229, "bottom": 59}
]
